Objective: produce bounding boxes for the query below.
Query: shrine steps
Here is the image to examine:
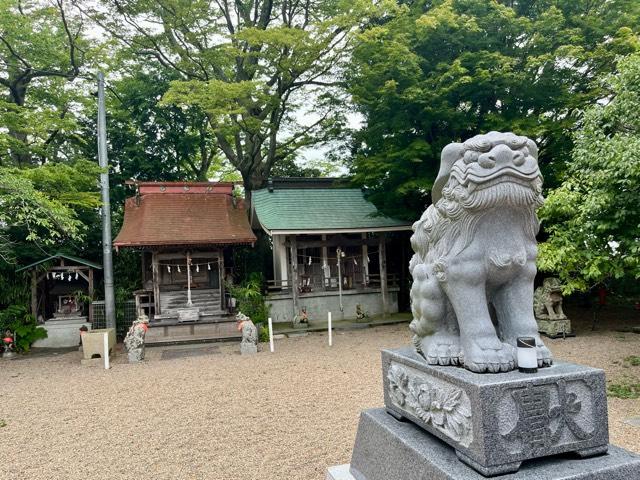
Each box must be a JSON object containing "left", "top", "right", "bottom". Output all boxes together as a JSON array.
[
  {"left": 159, "top": 288, "right": 222, "bottom": 313},
  {"left": 145, "top": 315, "right": 239, "bottom": 346}
]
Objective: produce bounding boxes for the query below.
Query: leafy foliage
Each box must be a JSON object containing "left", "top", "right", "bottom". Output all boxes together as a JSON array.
[
  {"left": 0, "top": 164, "right": 99, "bottom": 263},
  {"left": 347, "top": 0, "right": 640, "bottom": 219},
  {"left": 228, "top": 272, "right": 270, "bottom": 326},
  {"left": 0, "top": 0, "right": 96, "bottom": 166},
  {"left": 607, "top": 382, "right": 640, "bottom": 399},
  {"left": 538, "top": 53, "right": 640, "bottom": 293},
  {"left": 0, "top": 304, "right": 47, "bottom": 352},
  {"left": 83, "top": 68, "right": 223, "bottom": 189},
  {"left": 83, "top": 0, "right": 398, "bottom": 193}
]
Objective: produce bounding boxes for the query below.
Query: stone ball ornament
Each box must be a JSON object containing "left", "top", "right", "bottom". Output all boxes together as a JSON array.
[{"left": 409, "top": 132, "right": 552, "bottom": 373}]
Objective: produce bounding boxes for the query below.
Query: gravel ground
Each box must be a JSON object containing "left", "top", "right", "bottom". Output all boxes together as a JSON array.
[{"left": 0, "top": 307, "right": 638, "bottom": 480}]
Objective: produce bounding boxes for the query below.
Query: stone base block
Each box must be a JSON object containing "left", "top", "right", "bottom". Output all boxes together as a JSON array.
[
  {"left": 341, "top": 408, "right": 640, "bottom": 480},
  {"left": 81, "top": 328, "right": 116, "bottom": 360},
  {"left": 382, "top": 347, "right": 609, "bottom": 475},
  {"left": 240, "top": 343, "right": 257, "bottom": 355},
  {"left": 537, "top": 318, "right": 574, "bottom": 338}
]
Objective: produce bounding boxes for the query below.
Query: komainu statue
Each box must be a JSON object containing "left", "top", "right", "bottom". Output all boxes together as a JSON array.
[
  {"left": 236, "top": 311, "right": 258, "bottom": 355},
  {"left": 534, "top": 277, "right": 573, "bottom": 338},
  {"left": 124, "top": 313, "right": 149, "bottom": 363},
  {"left": 409, "top": 132, "right": 552, "bottom": 373},
  {"left": 534, "top": 277, "right": 566, "bottom": 320}
]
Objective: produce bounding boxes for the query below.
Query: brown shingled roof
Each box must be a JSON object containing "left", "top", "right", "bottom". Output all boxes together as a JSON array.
[{"left": 114, "top": 187, "right": 256, "bottom": 248}]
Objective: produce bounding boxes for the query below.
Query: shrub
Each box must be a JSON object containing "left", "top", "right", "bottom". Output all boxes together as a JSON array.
[
  {"left": 227, "top": 272, "right": 270, "bottom": 326},
  {"left": 0, "top": 304, "right": 47, "bottom": 353}
]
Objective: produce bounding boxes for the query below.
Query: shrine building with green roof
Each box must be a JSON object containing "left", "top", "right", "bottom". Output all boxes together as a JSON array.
[{"left": 251, "top": 178, "right": 412, "bottom": 324}]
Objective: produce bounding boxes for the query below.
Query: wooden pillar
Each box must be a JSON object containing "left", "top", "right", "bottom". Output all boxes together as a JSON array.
[
  {"left": 186, "top": 250, "right": 193, "bottom": 306},
  {"left": 152, "top": 251, "right": 160, "bottom": 315},
  {"left": 219, "top": 249, "right": 226, "bottom": 310},
  {"left": 288, "top": 235, "right": 299, "bottom": 319},
  {"left": 379, "top": 233, "right": 388, "bottom": 316},
  {"left": 31, "top": 270, "right": 38, "bottom": 319},
  {"left": 321, "top": 234, "right": 329, "bottom": 289},
  {"left": 141, "top": 252, "right": 147, "bottom": 284},
  {"left": 88, "top": 268, "right": 94, "bottom": 324},
  {"left": 362, "top": 233, "right": 369, "bottom": 288}
]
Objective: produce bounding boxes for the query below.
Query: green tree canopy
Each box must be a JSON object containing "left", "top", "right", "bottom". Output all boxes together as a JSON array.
[
  {"left": 538, "top": 52, "right": 640, "bottom": 294},
  {"left": 0, "top": 0, "right": 96, "bottom": 167},
  {"left": 347, "top": 0, "right": 639, "bottom": 219},
  {"left": 82, "top": 0, "right": 397, "bottom": 196},
  {"left": 0, "top": 161, "right": 101, "bottom": 263}
]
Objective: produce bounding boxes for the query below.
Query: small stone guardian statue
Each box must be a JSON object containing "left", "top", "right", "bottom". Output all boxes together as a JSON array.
[
  {"left": 236, "top": 312, "right": 258, "bottom": 355},
  {"left": 535, "top": 277, "right": 573, "bottom": 338},
  {"left": 409, "top": 132, "right": 552, "bottom": 373},
  {"left": 124, "top": 313, "right": 149, "bottom": 363},
  {"left": 2, "top": 330, "right": 16, "bottom": 359}
]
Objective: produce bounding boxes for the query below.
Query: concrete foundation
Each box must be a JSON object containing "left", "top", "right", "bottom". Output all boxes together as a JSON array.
[
  {"left": 267, "top": 289, "right": 399, "bottom": 324},
  {"left": 33, "top": 317, "right": 90, "bottom": 348}
]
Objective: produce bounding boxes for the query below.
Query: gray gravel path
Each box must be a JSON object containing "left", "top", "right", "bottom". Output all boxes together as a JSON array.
[{"left": 0, "top": 315, "right": 638, "bottom": 479}]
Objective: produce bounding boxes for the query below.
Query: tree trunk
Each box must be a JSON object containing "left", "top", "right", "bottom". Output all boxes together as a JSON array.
[{"left": 7, "top": 79, "right": 32, "bottom": 166}]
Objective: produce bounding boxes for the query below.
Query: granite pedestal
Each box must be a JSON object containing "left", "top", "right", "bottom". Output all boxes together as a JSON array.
[
  {"left": 537, "top": 317, "right": 574, "bottom": 339},
  {"left": 382, "top": 347, "right": 610, "bottom": 476},
  {"left": 326, "top": 408, "right": 640, "bottom": 480}
]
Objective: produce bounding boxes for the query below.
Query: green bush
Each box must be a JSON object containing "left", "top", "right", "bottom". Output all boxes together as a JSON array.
[
  {"left": 227, "top": 272, "right": 270, "bottom": 326},
  {"left": 258, "top": 325, "right": 270, "bottom": 343},
  {"left": 0, "top": 304, "right": 47, "bottom": 353}
]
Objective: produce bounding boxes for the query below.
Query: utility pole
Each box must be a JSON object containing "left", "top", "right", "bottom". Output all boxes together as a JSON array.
[{"left": 97, "top": 72, "right": 116, "bottom": 329}]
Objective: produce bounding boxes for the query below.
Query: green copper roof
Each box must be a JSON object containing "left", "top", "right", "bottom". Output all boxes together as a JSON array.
[
  {"left": 16, "top": 253, "right": 102, "bottom": 272},
  {"left": 252, "top": 187, "right": 412, "bottom": 233}
]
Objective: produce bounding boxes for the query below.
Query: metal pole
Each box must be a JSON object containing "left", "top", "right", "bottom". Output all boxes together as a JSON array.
[{"left": 97, "top": 72, "right": 116, "bottom": 329}]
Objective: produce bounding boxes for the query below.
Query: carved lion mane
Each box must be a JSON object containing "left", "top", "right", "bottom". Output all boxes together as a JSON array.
[{"left": 410, "top": 132, "right": 544, "bottom": 276}]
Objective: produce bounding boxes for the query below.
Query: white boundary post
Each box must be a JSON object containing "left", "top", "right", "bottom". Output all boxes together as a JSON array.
[
  {"left": 103, "top": 332, "right": 109, "bottom": 370},
  {"left": 328, "top": 311, "right": 333, "bottom": 347},
  {"left": 268, "top": 317, "right": 274, "bottom": 353}
]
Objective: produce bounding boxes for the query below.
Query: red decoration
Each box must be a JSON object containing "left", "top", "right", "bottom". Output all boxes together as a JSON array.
[
  {"left": 3, "top": 337, "right": 13, "bottom": 344},
  {"left": 598, "top": 287, "right": 607, "bottom": 306}
]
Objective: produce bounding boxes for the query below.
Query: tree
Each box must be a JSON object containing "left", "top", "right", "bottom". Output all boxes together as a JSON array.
[
  {"left": 91, "top": 68, "right": 220, "bottom": 185},
  {"left": 0, "top": 0, "right": 93, "bottom": 166},
  {"left": 0, "top": 160, "right": 101, "bottom": 264},
  {"left": 346, "top": 0, "right": 640, "bottom": 219},
  {"left": 81, "top": 0, "right": 395, "bottom": 196},
  {"left": 537, "top": 52, "right": 640, "bottom": 294}
]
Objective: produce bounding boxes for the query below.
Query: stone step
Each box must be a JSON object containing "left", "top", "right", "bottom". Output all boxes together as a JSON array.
[
  {"left": 154, "top": 309, "right": 229, "bottom": 321},
  {"left": 164, "top": 301, "right": 221, "bottom": 309},
  {"left": 145, "top": 320, "right": 239, "bottom": 345}
]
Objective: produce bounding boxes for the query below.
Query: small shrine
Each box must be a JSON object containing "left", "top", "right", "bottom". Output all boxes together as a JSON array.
[
  {"left": 113, "top": 181, "right": 256, "bottom": 344},
  {"left": 16, "top": 253, "right": 101, "bottom": 348},
  {"left": 251, "top": 178, "right": 412, "bottom": 325}
]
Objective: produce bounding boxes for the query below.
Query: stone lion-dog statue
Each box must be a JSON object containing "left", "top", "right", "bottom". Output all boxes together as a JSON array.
[
  {"left": 534, "top": 277, "right": 566, "bottom": 320},
  {"left": 409, "top": 131, "right": 552, "bottom": 373}
]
